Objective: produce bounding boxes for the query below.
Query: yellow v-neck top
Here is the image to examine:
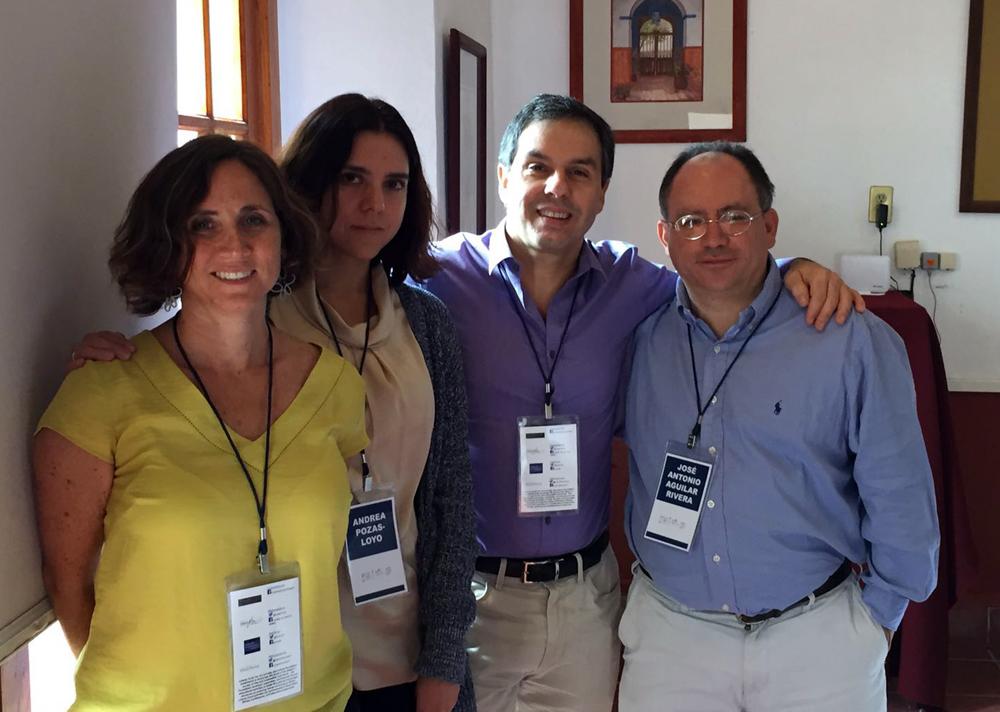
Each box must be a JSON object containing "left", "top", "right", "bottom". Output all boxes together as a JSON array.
[{"left": 36, "top": 330, "right": 367, "bottom": 711}]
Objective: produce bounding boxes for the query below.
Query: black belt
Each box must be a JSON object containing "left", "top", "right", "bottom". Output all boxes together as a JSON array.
[
  {"left": 736, "top": 559, "right": 853, "bottom": 625},
  {"left": 637, "top": 558, "right": 853, "bottom": 625},
  {"left": 476, "top": 531, "right": 610, "bottom": 584}
]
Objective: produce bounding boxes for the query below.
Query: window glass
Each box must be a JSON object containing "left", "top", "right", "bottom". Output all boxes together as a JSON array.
[
  {"left": 208, "top": 0, "right": 244, "bottom": 121},
  {"left": 178, "top": 128, "right": 201, "bottom": 145},
  {"left": 177, "top": 0, "right": 207, "bottom": 116}
]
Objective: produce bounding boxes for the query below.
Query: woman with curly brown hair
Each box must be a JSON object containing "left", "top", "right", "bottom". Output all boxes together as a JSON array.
[{"left": 36, "top": 135, "right": 366, "bottom": 711}]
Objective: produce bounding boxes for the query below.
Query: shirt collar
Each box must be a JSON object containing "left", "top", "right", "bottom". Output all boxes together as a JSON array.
[
  {"left": 676, "top": 254, "right": 781, "bottom": 340},
  {"left": 485, "top": 219, "right": 515, "bottom": 275},
  {"left": 485, "top": 218, "right": 607, "bottom": 284}
]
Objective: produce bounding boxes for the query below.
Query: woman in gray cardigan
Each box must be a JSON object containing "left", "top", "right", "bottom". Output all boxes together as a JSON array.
[{"left": 277, "top": 94, "right": 477, "bottom": 712}]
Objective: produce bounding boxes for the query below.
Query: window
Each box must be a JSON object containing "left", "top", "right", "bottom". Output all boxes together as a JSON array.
[{"left": 177, "top": 0, "right": 280, "bottom": 153}]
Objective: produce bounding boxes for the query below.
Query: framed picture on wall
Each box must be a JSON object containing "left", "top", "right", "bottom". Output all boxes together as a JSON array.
[
  {"left": 569, "top": 0, "right": 747, "bottom": 143},
  {"left": 960, "top": 0, "right": 1000, "bottom": 212},
  {"left": 446, "top": 28, "right": 487, "bottom": 234}
]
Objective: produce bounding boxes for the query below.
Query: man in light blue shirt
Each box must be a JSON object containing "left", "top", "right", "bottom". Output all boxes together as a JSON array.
[{"left": 620, "top": 142, "right": 939, "bottom": 712}]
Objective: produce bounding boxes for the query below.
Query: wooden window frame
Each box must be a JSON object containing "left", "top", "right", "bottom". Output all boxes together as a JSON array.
[{"left": 178, "top": 0, "right": 280, "bottom": 155}]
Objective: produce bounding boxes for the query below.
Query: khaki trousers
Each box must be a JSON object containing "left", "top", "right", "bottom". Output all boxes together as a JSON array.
[
  {"left": 467, "top": 546, "right": 622, "bottom": 712},
  {"left": 618, "top": 568, "right": 889, "bottom": 712}
]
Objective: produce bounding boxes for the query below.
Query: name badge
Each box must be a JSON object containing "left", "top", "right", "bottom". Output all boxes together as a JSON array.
[
  {"left": 226, "top": 564, "right": 303, "bottom": 710},
  {"left": 517, "top": 415, "right": 581, "bottom": 516},
  {"left": 644, "top": 440, "right": 715, "bottom": 552},
  {"left": 345, "top": 496, "right": 407, "bottom": 605}
]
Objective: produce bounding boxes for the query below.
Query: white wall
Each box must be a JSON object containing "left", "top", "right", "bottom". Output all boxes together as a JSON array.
[
  {"left": 490, "top": 0, "right": 1000, "bottom": 391},
  {"left": 0, "top": 0, "right": 175, "bottom": 649},
  {"left": 277, "top": 0, "right": 495, "bottom": 230},
  {"left": 277, "top": 0, "right": 440, "bottom": 207},
  {"left": 434, "top": 0, "right": 494, "bottom": 225},
  {"left": 489, "top": 0, "right": 571, "bottom": 227}
]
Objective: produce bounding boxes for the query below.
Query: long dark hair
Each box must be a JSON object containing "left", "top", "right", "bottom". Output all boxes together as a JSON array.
[{"left": 281, "top": 94, "right": 437, "bottom": 286}]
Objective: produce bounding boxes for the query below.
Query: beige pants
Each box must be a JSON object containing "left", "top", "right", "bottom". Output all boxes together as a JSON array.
[
  {"left": 618, "top": 568, "right": 889, "bottom": 712},
  {"left": 467, "top": 546, "right": 622, "bottom": 712}
]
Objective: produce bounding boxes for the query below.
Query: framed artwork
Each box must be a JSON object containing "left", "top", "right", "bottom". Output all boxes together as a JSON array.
[
  {"left": 446, "top": 28, "right": 487, "bottom": 234},
  {"left": 569, "top": 0, "right": 747, "bottom": 143},
  {"left": 960, "top": 0, "right": 1000, "bottom": 212}
]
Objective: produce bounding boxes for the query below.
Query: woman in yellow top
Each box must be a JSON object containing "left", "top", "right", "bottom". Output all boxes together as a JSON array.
[{"left": 33, "top": 136, "right": 366, "bottom": 711}]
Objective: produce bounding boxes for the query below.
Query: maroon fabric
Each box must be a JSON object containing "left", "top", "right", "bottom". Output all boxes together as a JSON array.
[{"left": 868, "top": 292, "right": 978, "bottom": 706}]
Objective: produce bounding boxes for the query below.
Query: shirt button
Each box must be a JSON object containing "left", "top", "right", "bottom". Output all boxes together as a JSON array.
[
  {"left": 721, "top": 604, "right": 730, "bottom": 612},
  {"left": 708, "top": 446, "right": 717, "bottom": 456},
  {"left": 544, "top": 516, "right": 552, "bottom": 524},
  {"left": 713, "top": 345, "right": 721, "bottom": 354},
  {"left": 549, "top": 350, "right": 556, "bottom": 358},
  {"left": 711, "top": 396, "right": 718, "bottom": 404},
  {"left": 712, "top": 554, "right": 721, "bottom": 563},
  {"left": 707, "top": 500, "right": 715, "bottom": 509}
]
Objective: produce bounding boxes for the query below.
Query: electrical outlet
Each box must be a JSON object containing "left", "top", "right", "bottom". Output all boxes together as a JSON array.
[
  {"left": 893, "top": 240, "right": 921, "bottom": 269},
  {"left": 921, "top": 251, "right": 940, "bottom": 270},
  {"left": 868, "top": 185, "right": 894, "bottom": 224}
]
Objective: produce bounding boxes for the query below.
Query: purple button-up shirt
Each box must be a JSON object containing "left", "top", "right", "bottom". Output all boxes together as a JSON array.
[{"left": 419, "top": 223, "right": 676, "bottom": 558}]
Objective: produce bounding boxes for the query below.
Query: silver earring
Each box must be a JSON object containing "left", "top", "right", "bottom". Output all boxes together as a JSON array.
[
  {"left": 270, "top": 273, "right": 296, "bottom": 296},
  {"left": 164, "top": 287, "right": 182, "bottom": 312}
]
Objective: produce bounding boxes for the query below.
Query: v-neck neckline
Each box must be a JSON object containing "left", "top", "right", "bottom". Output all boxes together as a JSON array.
[{"left": 131, "top": 330, "right": 342, "bottom": 471}]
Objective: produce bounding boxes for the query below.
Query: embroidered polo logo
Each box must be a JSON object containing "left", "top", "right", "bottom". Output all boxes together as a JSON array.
[{"left": 773, "top": 401, "right": 782, "bottom": 415}]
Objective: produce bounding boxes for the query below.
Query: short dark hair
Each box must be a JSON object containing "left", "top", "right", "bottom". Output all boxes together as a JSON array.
[
  {"left": 497, "top": 94, "right": 615, "bottom": 186},
  {"left": 658, "top": 141, "right": 775, "bottom": 219},
  {"left": 280, "top": 94, "right": 437, "bottom": 285},
  {"left": 109, "top": 135, "right": 317, "bottom": 316}
]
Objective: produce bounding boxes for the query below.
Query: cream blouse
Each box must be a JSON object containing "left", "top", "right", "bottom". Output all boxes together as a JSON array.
[{"left": 269, "top": 267, "right": 435, "bottom": 690}]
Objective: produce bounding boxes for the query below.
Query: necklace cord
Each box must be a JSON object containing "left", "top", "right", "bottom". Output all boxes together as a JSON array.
[
  {"left": 172, "top": 314, "right": 274, "bottom": 564},
  {"left": 498, "top": 262, "right": 583, "bottom": 413},
  {"left": 316, "top": 271, "right": 375, "bottom": 488},
  {"left": 685, "top": 287, "right": 782, "bottom": 447}
]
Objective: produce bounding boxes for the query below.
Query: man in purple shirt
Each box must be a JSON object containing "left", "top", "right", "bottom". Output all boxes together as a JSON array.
[{"left": 420, "top": 94, "right": 861, "bottom": 712}]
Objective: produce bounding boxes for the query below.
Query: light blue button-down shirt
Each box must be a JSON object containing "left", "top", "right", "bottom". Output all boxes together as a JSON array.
[{"left": 625, "top": 257, "right": 940, "bottom": 630}]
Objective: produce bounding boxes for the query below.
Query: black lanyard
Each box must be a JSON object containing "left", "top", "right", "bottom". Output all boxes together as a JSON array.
[
  {"left": 685, "top": 288, "right": 782, "bottom": 449},
  {"left": 172, "top": 315, "right": 275, "bottom": 574},
  {"left": 316, "top": 276, "right": 374, "bottom": 492},
  {"left": 498, "top": 262, "right": 582, "bottom": 419}
]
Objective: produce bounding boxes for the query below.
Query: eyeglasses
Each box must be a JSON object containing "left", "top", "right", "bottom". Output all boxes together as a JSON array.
[{"left": 668, "top": 209, "right": 764, "bottom": 240}]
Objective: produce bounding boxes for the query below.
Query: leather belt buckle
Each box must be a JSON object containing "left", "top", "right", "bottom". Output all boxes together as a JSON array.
[{"left": 522, "top": 558, "right": 558, "bottom": 583}]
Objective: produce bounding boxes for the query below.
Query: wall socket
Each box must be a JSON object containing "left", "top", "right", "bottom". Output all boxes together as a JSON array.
[
  {"left": 894, "top": 240, "right": 921, "bottom": 269},
  {"left": 920, "top": 251, "right": 958, "bottom": 271},
  {"left": 868, "top": 185, "right": 894, "bottom": 224}
]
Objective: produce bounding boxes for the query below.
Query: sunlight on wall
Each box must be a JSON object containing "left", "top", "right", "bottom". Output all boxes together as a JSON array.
[{"left": 28, "top": 624, "right": 75, "bottom": 711}]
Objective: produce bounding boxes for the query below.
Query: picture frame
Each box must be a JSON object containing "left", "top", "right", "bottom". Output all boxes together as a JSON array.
[
  {"left": 446, "top": 28, "right": 487, "bottom": 234},
  {"left": 569, "top": 0, "right": 747, "bottom": 144},
  {"left": 959, "top": 0, "right": 1000, "bottom": 212}
]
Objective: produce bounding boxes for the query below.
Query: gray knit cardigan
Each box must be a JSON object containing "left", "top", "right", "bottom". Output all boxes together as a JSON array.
[{"left": 396, "top": 283, "right": 478, "bottom": 711}]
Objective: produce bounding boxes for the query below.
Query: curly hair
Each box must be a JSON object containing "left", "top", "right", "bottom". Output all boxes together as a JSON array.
[{"left": 109, "top": 135, "right": 318, "bottom": 315}]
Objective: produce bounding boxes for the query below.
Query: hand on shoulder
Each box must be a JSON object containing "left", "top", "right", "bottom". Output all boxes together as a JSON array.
[{"left": 68, "top": 330, "right": 136, "bottom": 371}]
